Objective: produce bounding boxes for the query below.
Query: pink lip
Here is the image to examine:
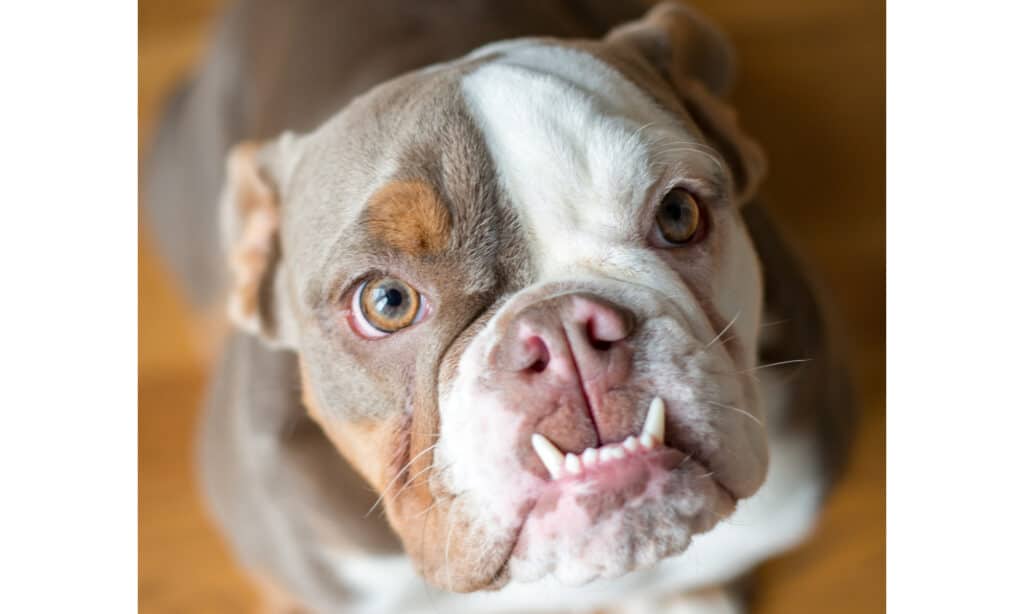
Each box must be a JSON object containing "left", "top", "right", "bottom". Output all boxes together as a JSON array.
[
  {"left": 524, "top": 439, "right": 737, "bottom": 523},
  {"left": 525, "top": 445, "right": 691, "bottom": 520},
  {"left": 498, "top": 442, "right": 737, "bottom": 584}
]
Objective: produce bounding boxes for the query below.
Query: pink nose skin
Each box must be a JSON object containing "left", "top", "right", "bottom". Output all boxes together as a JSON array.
[{"left": 490, "top": 294, "right": 636, "bottom": 456}]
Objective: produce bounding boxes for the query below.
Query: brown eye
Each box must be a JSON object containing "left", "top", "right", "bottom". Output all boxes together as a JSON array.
[
  {"left": 357, "top": 277, "right": 421, "bottom": 333},
  {"left": 655, "top": 189, "right": 702, "bottom": 245}
]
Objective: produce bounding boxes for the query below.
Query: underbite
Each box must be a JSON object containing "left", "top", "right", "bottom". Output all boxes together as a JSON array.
[{"left": 529, "top": 396, "right": 667, "bottom": 481}]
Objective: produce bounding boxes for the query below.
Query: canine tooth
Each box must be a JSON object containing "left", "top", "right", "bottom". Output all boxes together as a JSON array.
[
  {"left": 643, "top": 397, "right": 666, "bottom": 442},
  {"left": 582, "top": 448, "right": 598, "bottom": 466},
  {"left": 640, "top": 433, "right": 656, "bottom": 449},
  {"left": 623, "top": 436, "right": 639, "bottom": 452},
  {"left": 598, "top": 447, "right": 615, "bottom": 463},
  {"left": 531, "top": 434, "right": 564, "bottom": 479},
  {"left": 610, "top": 446, "right": 627, "bottom": 460},
  {"left": 565, "top": 453, "right": 582, "bottom": 475}
]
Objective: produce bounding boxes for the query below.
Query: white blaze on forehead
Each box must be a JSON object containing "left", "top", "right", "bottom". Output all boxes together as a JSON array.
[
  {"left": 460, "top": 44, "right": 762, "bottom": 359},
  {"left": 460, "top": 45, "right": 706, "bottom": 279}
]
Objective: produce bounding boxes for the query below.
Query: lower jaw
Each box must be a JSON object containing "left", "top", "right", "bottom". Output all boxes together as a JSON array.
[{"left": 501, "top": 450, "right": 736, "bottom": 586}]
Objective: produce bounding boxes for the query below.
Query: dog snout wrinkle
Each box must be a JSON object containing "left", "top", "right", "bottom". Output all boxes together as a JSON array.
[{"left": 490, "top": 294, "right": 636, "bottom": 456}]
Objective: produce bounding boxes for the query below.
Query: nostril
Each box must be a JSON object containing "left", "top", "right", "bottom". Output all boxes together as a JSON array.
[
  {"left": 573, "top": 296, "right": 634, "bottom": 350},
  {"left": 586, "top": 319, "right": 614, "bottom": 351},
  {"left": 524, "top": 335, "right": 550, "bottom": 373}
]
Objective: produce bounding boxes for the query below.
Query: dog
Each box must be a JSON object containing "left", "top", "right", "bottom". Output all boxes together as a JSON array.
[{"left": 144, "top": 1, "right": 856, "bottom": 612}]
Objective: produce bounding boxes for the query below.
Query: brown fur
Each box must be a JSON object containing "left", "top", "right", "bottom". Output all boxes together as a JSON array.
[{"left": 364, "top": 180, "right": 452, "bottom": 255}]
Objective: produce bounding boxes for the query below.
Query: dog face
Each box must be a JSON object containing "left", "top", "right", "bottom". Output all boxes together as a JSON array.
[{"left": 220, "top": 3, "right": 768, "bottom": 592}]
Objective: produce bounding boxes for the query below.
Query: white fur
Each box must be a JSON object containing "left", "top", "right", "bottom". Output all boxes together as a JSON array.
[{"left": 461, "top": 46, "right": 711, "bottom": 278}]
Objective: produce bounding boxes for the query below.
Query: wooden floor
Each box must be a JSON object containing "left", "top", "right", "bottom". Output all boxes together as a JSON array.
[{"left": 138, "top": 1, "right": 884, "bottom": 612}]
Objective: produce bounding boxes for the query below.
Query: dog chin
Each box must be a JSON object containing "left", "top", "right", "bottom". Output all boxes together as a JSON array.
[{"left": 505, "top": 447, "right": 736, "bottom": 586}]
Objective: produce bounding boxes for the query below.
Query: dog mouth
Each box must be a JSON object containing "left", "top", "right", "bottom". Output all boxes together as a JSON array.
[
  {"left": 529, "top": 396, "right": 670, "bottom": 481},
  {"left": 527, "top": 396, "right": 733, "bottom": 501},
  {"left": 491, "top": 396, "right": 737, "bottom": 586}
]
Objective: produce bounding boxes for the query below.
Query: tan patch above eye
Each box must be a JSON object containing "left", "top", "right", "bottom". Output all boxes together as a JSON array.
[{"left": 365, "top": 180, "right": 451, "bottom": 255}]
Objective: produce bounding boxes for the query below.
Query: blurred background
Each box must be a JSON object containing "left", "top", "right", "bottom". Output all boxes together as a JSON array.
[{"left": 139, "top": 0, "right": 884, "bottom": 612}]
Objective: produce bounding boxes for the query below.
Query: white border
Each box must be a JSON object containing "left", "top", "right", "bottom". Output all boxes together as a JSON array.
[
  {"left": 0, "top": 2, "right": 136, "bottom": 609},
  {"left": 2, "top": 0, "right": 1024, "bottom": 610},
  {"left": 889, "top": 1, "right": 1024, "bottom": 611}
]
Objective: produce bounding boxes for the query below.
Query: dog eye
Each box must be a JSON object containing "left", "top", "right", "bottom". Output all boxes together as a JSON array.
[
  {"left": 654, "top": 188, "right": 703, "bottom": 245},
  {"left": 352, "top": 277, "right": 423, "bottom": 336}
]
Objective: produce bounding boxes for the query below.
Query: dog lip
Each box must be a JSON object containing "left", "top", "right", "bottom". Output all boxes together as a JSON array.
[
  {"left": 492, "top": 445, "right": 736, "bottom": 588},
  {"left": 493, "top": 397, "right": 739, "bottom": 585}
]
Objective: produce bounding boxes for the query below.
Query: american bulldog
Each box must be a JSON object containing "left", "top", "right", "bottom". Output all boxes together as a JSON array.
[{"left": 144, "top": 1, "right": 856, "bottom": 612}]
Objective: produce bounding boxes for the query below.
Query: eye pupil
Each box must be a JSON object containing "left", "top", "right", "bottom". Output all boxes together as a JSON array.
[
  {"left": 666, "top": 201, "right": 682, "bottom": 221},
  {"left": 384, "top": 288, "right": 403, "bottom": 307},
  {"left": 372, "top": 285, "right": 407, "bottom": 313}
]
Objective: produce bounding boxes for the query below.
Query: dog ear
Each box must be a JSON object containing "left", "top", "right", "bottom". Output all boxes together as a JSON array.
[
  {"left": 219, "top": 135, "right": 300, "bottom": 347},
  {"left": 605, "top": 2, "right": 766, "bottom": 205}
]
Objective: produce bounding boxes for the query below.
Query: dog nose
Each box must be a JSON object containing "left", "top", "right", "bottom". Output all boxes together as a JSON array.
[{"left": 494, "top": 293, "right": 635, "bottom": 379}]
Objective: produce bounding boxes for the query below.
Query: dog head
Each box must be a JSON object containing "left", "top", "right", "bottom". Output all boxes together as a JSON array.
[{"left": 220, "top": 2, "right": 768, "bottom": 591}]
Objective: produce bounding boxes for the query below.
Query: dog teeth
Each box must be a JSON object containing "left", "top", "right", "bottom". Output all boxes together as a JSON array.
[
  {"left": 531, "top": 434, "right": 565, "bottom": 479},
  {"left": 531, "top": 399, "right": 668, "bottom": 480},
  {"left": 642, "top": 397, "right": 665, "bottom": 443},
  {"left": 564, "top": 453, "right": 582, "bottom": 475}
]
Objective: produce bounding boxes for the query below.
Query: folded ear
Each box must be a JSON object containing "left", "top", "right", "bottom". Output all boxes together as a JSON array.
[
  {"left": 219, "top": 135, "right": 299, "bottom": 348},
  {"left": 605, "top": 2, "right": 766, "bottom": 205}
]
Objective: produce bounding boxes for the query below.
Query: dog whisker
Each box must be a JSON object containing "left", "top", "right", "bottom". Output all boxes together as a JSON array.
[
  {"left": 704, "top": 309, "right": 741, "bottom": 350},
  {"left": 705, "top": 358, "right": 811, "bottom": 378},
  {"left": 388, "top": 462, "right": 438, "bottom": 505},
  {"left": 734, "top": 358, "right": 811, "bottom": 374},
  {"left": 412, "top": 497, "right": 448, "bottom": 520},
  {"left": 707, "top": 400, "right": 764, "bottom": 427},
  {"left": 365, "top": 443, "right": 439, "bottom": 518},
  {"left": 393, "top": 460, "right": 455, "bottom": 510}
]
